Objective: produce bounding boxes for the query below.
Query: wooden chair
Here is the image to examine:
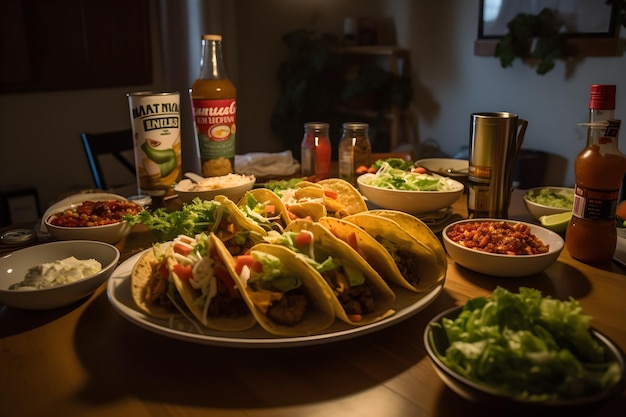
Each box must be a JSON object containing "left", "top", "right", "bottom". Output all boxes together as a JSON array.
[{"left": 81, "top": 129, "right": 135, "bottom": 190}]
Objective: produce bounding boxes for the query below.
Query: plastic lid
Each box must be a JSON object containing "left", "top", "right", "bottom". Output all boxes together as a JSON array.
[
  {"left": 202, "top": 34, "right": 222, "bottom": 41},
  {"left": 589, "top": 84, "right": 616, "bottom": 110}
]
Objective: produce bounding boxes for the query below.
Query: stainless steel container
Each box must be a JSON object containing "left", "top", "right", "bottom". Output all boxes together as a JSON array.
[{"left": 467, "top": 112, "right": 528, "bottom": 218}]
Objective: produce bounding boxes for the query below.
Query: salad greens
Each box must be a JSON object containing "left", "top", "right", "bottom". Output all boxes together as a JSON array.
[
  {"left": 125, "top": 197, "right": 227, "bottom": 241},
  {"left": 363, "top": 162, "right": 458, "bottom": 191},
  {"left": 370, "top": 158, "right": 415, "bottom": 171},
  {"left": 436, "top": 287, "right": 621, "bottom": 401}
]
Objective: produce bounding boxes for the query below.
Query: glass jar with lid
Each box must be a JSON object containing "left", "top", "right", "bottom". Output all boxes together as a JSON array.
[
  {"left": 300, "top": 122, "right": 331, "bottom": 179},
  {"left": 338, "top": 122, "right": 371, "bottom": 184}
]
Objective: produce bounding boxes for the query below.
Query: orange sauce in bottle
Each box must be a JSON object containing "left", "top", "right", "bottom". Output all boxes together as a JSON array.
[{"left": 566, "top": 121, "right": 626, "bottom": 263}]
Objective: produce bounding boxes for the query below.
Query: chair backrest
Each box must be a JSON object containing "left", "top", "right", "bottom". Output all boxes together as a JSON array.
[{"left": 81, "top": 129, "right": 135, "bottom": 190}]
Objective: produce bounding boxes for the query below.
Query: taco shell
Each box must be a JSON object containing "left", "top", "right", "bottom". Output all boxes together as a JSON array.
[
  {"left": 367, "top": 209, "right": 447, "bottom": 267},
  {"left": 131, "top": 245, "right": 180, "bottom": 319},
  {"left": 317, "top": 178, "right": 368, "bottom": 217},
  {"left": 217, "top": 241, "right": 336, "bottom": 337},
  {"left": 342, "top": 213, "right": 446, "bottom": 293},
  {"left": 168, "top": 234, "right": 256, "bottom": 332},
  {"left": 236, "top": 188, "right": 292, "bottom": 232},
  {"left": 318, "top": 216, "right": 420, "bottom": 291},
  {"left": 286, "top": 201, "right": 327, "bottom": 222},
  {"left": 285, "top": 220, "right": 396, "bottom": 326}
]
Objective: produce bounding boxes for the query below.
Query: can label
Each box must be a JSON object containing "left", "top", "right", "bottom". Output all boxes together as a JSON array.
[
  {"left": 572, "top": 185, "right": 618, "bottom": 221},
  {"left": 192, "top": 98, "right": 236, "bottom": 176},
  {"left": 128, "top": 92, "right": 182, "bottom": 196}
]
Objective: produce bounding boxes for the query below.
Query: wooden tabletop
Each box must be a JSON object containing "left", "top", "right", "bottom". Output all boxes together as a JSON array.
[{"left": 1, "top": 190, "right": 625, "bottom": 417}]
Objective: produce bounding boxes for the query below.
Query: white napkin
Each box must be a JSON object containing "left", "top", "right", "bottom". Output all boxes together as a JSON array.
[{"left": 234, "top": 150, "right": 300, "bottom": 177}]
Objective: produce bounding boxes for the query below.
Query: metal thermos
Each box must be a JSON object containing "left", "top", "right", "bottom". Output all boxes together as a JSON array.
[{"left": 467, "top": 112, "right": 528, "bottom": 218}]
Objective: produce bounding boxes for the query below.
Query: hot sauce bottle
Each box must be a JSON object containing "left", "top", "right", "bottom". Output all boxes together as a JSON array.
[
  {"left": 190, "top": 34, "right": 237, "bottom": 177},
  {"left": 566, "top": 119, "right": 626, "bottom": 263}
]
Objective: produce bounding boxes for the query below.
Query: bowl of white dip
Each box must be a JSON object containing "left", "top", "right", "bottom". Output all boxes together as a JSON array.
[
  {"left": 0, "top": 240, "right": 120, "bottom": 309},
  {"left": 174, "top": 173, "right": 256, "bottom": 204}
]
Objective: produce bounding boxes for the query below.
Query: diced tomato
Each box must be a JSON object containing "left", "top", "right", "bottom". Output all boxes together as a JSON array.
[
  {"left": 172, "top": 263, "right": 193, "bottom": 281},
  {"left": 347, "top": 314, "right": 363, "bottom": 322},
  {"left": 355, "top": 165, "right": 369, "bottom": 175},
  {"left": 346, "top": 232, "right": 358, "bottom": 251},
  {"left": 264, "top": 204, "right": 276, "bottom": 214},
  {"left": 287, "top": 210, "right": 298, "bottom": 220},
  {"left": 367, "top": 166, "right": 377, "bottom": 173},
  {"left": 235, "top": 255, "right": 263, "bottom": 275},
  {"left": 173, "top": 242, "right": 193, "bottom": 256},
  {"left": 324, "top": 190, "right": 338, "bottom": 200},
  {"left": 294, "top": 231, "right": 313, "bottom": 247},
  {"left": 617, "top": 200, "right": 626, "bottom": 220},
  {"left": 412, "top": 166, "right": 427, "bottom": 174}
]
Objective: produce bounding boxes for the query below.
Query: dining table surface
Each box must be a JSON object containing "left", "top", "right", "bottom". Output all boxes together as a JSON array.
[{"left": 1, "top": 188, "right": 625, "bottom": 417}]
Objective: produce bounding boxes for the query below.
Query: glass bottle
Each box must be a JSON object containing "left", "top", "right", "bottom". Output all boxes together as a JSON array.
[
  {"left": 190, "top": 34, "right": 237, "bottom": 177},
  {"left": 301, "top": 122, "right": 331, "bottom": 179},
  {"left": 338, "top": 122, "right": 371, "bottom": 184},
  {"left": 566, "top": 119, "right": 626, "bottom": 263}
]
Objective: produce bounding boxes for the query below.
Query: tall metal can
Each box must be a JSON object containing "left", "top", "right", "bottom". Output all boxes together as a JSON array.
[{"left": 127, "top": 91, "right": 182, "bottom": 196}]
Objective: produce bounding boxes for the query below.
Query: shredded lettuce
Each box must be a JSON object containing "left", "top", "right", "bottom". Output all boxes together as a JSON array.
[
  {"left": 249, "top": 250, "right": 301, "bottom": 292},
  {"left": 362, "top": 162, "right": 458, "bottom": 191},
  {"left": 436, "top": 287, "right": 621, "bottom": 401}
]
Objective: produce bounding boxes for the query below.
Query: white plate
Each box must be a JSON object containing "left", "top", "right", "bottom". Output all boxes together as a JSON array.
[{"left": 106, "top": 250, "right": 445, "bottom": 348}]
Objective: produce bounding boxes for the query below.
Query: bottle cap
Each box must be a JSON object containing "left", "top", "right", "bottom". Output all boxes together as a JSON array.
[
  {"left": 589, "top": 84, "right": 616, "bottom": 110},
  {"left": 202, "top": 34, "right": 223, "bottom": 41}
]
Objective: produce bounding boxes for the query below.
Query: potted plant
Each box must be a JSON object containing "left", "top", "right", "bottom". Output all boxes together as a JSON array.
[{"left": 495, "top": 8, "right": 567, "bottom": 75}]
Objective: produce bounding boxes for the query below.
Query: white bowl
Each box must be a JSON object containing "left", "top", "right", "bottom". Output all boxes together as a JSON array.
[
  {"left": 174, "top": 174, "right": 256, "bottom": 204},
  {"left": 523, "top": 187, "right": 574, "bottom": 220},
  {"left": 357, "top": 173, "right": 464, "bottom": 215},
  {"left": 442, "top": 218, "right": 564, "bottom": 277},
  {"left": 44, "top": 198, "right": 140, "bottom": 244},
  {"left": 416, "top": 158, "right": 469, "bottom": 179},
  {"left": 424, "top": 305, "right": 626, "bottom": 410},
  {"left": 0, "top": 240, "right": 120, "bottom": 309}
]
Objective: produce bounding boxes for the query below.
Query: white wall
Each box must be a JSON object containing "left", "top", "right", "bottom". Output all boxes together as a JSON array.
[{"left": 1, "top": 0, "right": 625, "bottom": 213}]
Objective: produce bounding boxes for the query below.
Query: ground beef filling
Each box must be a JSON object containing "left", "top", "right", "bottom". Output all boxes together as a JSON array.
[
  {"left": 337, "top": 283, "right": 376, "bottom": 316},
  {"left": 395, "top": 248, "right": 421, "bottom": 288},
  {"left": 208, "top": 279, "right": 249, "bottom": 318},
  {"left": 267, "top": 290, "right": 309, "bottom": 325}
]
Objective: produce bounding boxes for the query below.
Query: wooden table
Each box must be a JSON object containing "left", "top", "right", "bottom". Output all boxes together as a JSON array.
[{"left": 2, "top": 190, "right": 625, "bottom": 417}]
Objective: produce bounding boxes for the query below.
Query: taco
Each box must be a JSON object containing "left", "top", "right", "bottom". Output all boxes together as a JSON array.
[
  {"left": 217, "top": 242, "right": 336, "bottom": 336},
  {"left": 342, "top": 212, "right": 446, "bottom": 293},
  {"left": 234, "top": 189, "right": 292, "bottom": 233},
  {"left": 285, "top": 201, "right": 327, "bottom": 222},
  {"left": 317, "top": 178, "right": 368, "bottom": 217},
  {"left": 131, "top": 243, "right": 185, "bottom": 319},
  {"left": 267, "top": 220, "right": 396, "bottom": 326},
  {"left": 167, "top": 233, "right": 256, "bottom": 331},
  {"left": 366, "top": 209, "right": 448, "bottom": 267}
]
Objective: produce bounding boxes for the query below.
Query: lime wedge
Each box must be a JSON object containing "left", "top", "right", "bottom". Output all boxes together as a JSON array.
[{"left": 539, "top": 211, "right": 572, "bottom": 232}]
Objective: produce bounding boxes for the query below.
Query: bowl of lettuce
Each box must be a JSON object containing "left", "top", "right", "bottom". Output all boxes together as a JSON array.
[
  {"left": 357, "top": 162, "right": 464, "bottom": 215},
  {"left": 424, "top": 287, "right": 625, "bottom": 409}
]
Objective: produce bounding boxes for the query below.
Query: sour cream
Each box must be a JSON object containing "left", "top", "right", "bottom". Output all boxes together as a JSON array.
[
  {"left": 9, "top": 256, "right": 102, "bottom": 291},
  {"left": 175, "top": 174, "right": 254, "bottom": 192}
]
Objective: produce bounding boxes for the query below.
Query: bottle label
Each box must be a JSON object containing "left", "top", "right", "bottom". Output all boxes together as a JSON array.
[
  {"left": 191, "top": 98, "right": 236, "bottom": 176},
  {"left": 128, "top": 92, "right": 182, "bottom": 196},
  {"left": 338, "top": 150, "right": 355, "bottom": 181},
  {"left": 572, "top": 185, "right": 619, "bottom": 221}
]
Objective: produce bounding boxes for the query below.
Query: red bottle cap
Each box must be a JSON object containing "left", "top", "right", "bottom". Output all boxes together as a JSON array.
[{"left": 589, "top": 84, "right": 616, "bottom": 110}]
